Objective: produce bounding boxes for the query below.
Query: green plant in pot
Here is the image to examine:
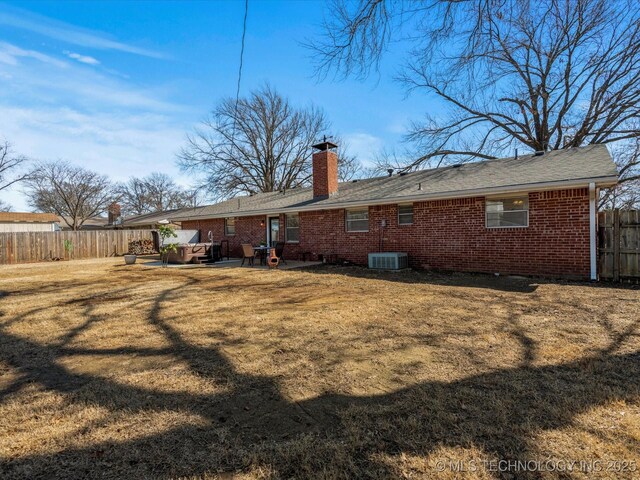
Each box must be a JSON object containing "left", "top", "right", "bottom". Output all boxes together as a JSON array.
[{"left": 158, "top": 225, "right": 178, "bottom": 268}]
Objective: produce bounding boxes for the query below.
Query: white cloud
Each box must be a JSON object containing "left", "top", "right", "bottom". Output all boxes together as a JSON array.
[
  {"left": 64, "top": 51, "right": 100, "bottom": 65},
  {"left": 0, "top": 5, "right": 163, "bottom": 59},
  {"left": 343, "top": 132, "right": 385, "bottom": 166},
  {"left": 0, "top": 50, "right": 16, "bottom": 66},
  {"left": 0, "top": 42, "right": 182, "bottom": 112},
  {"left": 386, "top": 120, "right": 408, "bottom": 135},
  {"left": 0, "top": 105, "right": 193, "bottom": 210},
  {"left": 0, "top": 38, "right": 191, "bottom": 211},
  {"left": 0, "top": 41, "right": 67, "bottom": 68}
]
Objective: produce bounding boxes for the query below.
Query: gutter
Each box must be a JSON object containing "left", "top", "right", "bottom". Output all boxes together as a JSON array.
[
  {"left": 589, "top": 182, "right": 598, "bottom": 281},
  {"left": 171, "top": 175, "right": 618, "bottom": 222}
]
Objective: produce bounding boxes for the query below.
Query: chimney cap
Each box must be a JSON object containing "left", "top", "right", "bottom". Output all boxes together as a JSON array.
[{"left": 312, "top": 135, "right": 338, "bottom": 151}]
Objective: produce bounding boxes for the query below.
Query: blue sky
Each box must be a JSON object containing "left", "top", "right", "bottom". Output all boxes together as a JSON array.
[{"left": 0, "top": 0, "right": 434, "bottom": 210}]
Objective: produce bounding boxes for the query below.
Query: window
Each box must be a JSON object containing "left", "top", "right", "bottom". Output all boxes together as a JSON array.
[
  {"left": 285, "top": 214, "right": 300, "bottom": 242},
  {"left": 346, "top": 208, "right": 369, "bottom": 232},
  {"left": 398, "top": 204, "right": 413, "bottom": 225},
  {"left": 486, "top": 196, "right": 529, "bottom": 228},
  {"left": 224, "top": 217, "right": 236, "bottom": 235}
]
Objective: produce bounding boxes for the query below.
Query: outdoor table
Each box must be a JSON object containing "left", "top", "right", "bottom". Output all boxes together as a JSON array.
[{"left": 253, "top": 246, "right": 270, "bottom": 265}]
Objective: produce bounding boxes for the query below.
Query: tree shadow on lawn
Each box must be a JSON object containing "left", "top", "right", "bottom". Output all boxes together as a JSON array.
[
  {"left": 302, "top": 264, "right": 640, "bottom": 294},
  {"left": 0, "top": 277, "right": 639, "bottom": 479}
]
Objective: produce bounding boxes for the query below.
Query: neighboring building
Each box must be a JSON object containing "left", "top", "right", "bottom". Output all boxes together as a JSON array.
[
  {"left": 171, "top": 143, "right": 618, "bottom": 279},
  {"left": 57, "top": 216, "right": 109, "bottom": 230},
  {"left": 0, "top": 212, "right": 60, "bottom": 232},
  {"left": 117, "top": 208, "right": 191, "bottom": 229}
]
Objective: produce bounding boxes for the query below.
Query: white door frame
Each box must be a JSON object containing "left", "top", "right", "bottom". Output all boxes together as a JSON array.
[{"left": 266, "top": 216, "right": 279, "bottom": 246}]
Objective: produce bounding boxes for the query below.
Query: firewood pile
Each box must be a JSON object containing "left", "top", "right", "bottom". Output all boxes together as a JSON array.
[{"left": 128, "top": 239, "right": 157, "bottom": 255}]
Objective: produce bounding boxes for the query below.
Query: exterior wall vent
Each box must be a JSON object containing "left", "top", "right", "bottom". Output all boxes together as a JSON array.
[{"left": 368, "top": 252, "right": 409, "bottom": 270}]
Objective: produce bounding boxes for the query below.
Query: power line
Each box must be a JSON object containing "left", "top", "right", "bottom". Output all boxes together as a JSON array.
[{"left": 231, "top": 0, "right": 249, "bottom": 142}]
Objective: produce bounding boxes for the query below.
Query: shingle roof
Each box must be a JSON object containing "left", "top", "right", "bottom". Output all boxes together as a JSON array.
[
  {"left": 121, "top": 208, "right": 193, "bottom": 226},
  {"left": 171, "top": 145, "right": 617, "bottom": 220},
  {"left": 0, "top": 212, "right": 60, "bottom": 223},
  {"left": 58, "top": 216, "right": 109, "bottom": 227}
]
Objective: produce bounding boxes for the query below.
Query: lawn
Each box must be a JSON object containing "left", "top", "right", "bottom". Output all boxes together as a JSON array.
[{"left": 0, "top": 258, "right": 638, "bottom": 479}]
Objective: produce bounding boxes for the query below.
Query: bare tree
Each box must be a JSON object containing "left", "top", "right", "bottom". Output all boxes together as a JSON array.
[
  {"left": 178, "top": 85, "right": 361, "bottom": 199},
  {"left": 25, "top": 162, "right": 118, "bottom": 230},
  {"left": 118, "top": 177, "right": 148, "bottom": 216},
  {"left": 119, "top": 172, "right": 192, "bottom": 216},
  {"left": 311, "top": 0, "right": 640, "bottom": 194},
  {"left": 0, "top": 141, "right": 30, "bottom": 193},
  {"left": 180, "top": 186, "right": 208, "bottom": 210},
  {"left": 600, "top": 138, "right": 640, "bottom": 209},
  {"left": 0, "top": 199, "right": 12, "bottom": 212},
  {"left": 334, "top": 138, "right": 366, "bottom": 182}
]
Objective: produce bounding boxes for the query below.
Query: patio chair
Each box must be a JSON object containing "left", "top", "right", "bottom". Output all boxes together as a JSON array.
[
  {"left": 274, "top": 241, "right": 287, "bottom": 265},
  {"left": 241, "top": 244, "right": 256, "bottom": 267}
]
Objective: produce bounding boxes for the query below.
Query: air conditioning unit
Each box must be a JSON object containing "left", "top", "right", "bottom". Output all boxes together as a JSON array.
[{"left": 368, "top": 252, "right": 408, "bottom": 270}]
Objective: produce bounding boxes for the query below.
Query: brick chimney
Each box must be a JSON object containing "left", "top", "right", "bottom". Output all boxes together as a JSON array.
[
  {"left": 108, "top": 202, "right": 121, "bottom": 225},
  {"left": 312, "top": 138, "right": 339, "bottom": 198}
]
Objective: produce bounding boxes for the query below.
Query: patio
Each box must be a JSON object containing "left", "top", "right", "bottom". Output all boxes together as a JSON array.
[{"left": 138, "top": 256, "right": 323, "bottom": 270}]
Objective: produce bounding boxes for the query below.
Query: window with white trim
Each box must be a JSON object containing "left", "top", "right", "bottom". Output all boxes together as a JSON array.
[
  {"left": 285, "top": 214, "right": 300, "bottom": 242},
  {"left": 398, "top": 204, "right": 413, "bottom": 225},
  {"left": 486, "top": 196, "right": 529, "bottom": 228},
  {"left": 224, "top": 217, "right": 236, "bottom": 235},
  {"left": 346, "top": 208, "right": 369, "bottom": 232}
]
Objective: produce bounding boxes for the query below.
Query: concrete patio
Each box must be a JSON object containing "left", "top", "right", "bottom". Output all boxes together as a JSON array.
[{"left": 137, "top": 256, "right": 322, "bottom": 270}]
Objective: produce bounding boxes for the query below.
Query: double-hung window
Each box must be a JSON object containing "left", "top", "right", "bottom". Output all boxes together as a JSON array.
[
  {"left": 485, "top": 196, "right": 529, "bottom": 228},
  {"left": 224, "top": 217, "right": 236, "bottom": 235},
  {"left": 398, "top": 204, "right": 413, "bottom": 225},
  {"left": 285, "top": 214, "right": 300, "bottom": 242},
  {"left": 346, "top": 208, "right": 369, "bottom": 232}
]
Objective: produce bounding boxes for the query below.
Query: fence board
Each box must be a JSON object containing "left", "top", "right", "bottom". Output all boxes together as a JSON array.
[
  {"left": 0, "top": 230, "right": 154, "bottom": 265},
  {"left": 598, "top": 209, "right": 640, "bottom": 282}
]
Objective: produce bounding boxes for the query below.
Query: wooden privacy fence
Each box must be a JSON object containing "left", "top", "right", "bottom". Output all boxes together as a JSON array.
[
  {"left": 0, "top": 230, "right": 154, "bottom": 265},
  {"left": 598, "top": 209, "right": 640, "bottom": 282}
]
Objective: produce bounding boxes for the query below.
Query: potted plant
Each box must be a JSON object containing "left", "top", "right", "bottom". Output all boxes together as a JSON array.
[
  {"left": 158, "top": 225, "right": 178, "bottom": 267},
  {"left": 124, "top": 253, "right": 137, "bottom": 265}
]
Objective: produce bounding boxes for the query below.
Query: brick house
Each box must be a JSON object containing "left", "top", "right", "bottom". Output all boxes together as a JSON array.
[{"left": 172, "top": 142, "right": 618, "bottom": 279}]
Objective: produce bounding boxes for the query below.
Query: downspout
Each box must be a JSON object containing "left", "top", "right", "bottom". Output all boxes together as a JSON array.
[{"left": 589, "top": 182, "right": 597, "bottom": 281}]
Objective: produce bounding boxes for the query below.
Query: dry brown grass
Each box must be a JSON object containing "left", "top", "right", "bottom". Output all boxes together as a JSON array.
[{"left": 0, "top": 258, "right": 638, "bottom": 479}]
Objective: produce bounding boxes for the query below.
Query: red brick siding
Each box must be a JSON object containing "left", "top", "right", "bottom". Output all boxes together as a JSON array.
[
  {"left": 183, "top": 188, "right": 591, "bottom": 277},
  {"left": 312, "top": 150, "right": 338, "bottom": 197},
  {"left": 182, "top": 215, "right": 267, "bottom": 258}
]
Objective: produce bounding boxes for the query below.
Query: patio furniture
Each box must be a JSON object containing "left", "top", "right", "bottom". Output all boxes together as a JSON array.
[
  {"left": 274, "top": 242, "right": 287, "bottom": 265},
  {"left": 253, "top": 245, "right": 269, "bottom": 265},
  {"left": 241, "top": 244, "right": 257, "bottom": 266}
]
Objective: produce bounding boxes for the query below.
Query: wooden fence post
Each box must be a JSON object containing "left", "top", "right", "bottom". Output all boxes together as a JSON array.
[{"left": 613, "top": 208, "right": 620, "bottom": 282}]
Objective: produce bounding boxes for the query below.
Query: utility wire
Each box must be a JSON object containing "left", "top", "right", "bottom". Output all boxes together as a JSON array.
[{"left": 231, "top": 0, "right": 249, "bottom": 144}]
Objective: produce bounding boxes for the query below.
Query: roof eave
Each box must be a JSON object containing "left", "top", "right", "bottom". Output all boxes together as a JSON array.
[{"left": 170, "top": 175, "right": 619, "bottom": 221}]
